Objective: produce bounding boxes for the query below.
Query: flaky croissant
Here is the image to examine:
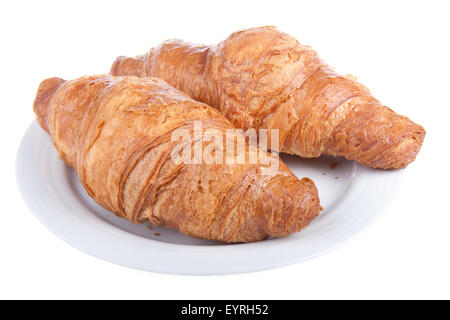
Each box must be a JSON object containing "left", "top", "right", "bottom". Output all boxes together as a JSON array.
[
  {"left": 33, "top": 75, "right": 320, "bottom": 243},
  {"left": 111, "top": 26, "right": 425, "bottom": 169}
]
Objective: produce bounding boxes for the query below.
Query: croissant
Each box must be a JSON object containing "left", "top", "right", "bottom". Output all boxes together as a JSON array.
[
  {"left": 33, "top": 75, "right": 320, "bottom": 243},
  {"left": 111, "top": 26, "right": 425, "bottom": 169}
]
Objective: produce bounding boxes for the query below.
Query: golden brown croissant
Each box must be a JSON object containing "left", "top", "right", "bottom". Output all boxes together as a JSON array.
[
  {"left": 111, "top": 26, "right": 425, "bottom": 169},
  {"left": 33, "top": 75, "right": 320, "bottom": 243}
]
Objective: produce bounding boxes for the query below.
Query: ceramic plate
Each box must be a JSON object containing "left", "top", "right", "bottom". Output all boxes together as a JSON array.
[{"left": 16, "top": 121, "right": 403, "bottom": 275}]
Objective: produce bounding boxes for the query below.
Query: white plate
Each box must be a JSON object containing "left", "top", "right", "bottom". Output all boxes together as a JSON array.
[{"left": 16, "top": 121, "right": 403, "bottom": 275}]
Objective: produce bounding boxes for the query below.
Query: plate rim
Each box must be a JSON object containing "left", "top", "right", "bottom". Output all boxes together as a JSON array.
[{"left": 16, "top": 121, "right": 404, "bottom": 275}]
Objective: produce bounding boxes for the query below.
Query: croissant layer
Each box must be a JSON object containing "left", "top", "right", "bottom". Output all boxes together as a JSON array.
[
  {"left": 33, "top": 75, "right": 320, "bottom": 243},
  {"left": 111, "top": 26, "right": 425, "bottom": 169}
]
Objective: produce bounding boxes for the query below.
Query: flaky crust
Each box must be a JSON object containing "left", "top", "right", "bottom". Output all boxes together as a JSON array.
[
  {"left": 111, "top": 26, "right": 425, "bottom": 169},
  {"left": 33, "top": 75, "right": 320, "bottom": 243}
]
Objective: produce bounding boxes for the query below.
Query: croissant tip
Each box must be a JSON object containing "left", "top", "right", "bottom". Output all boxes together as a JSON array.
[
  {"left": 110, "top": 56, "right": 127, "bottom": 76},
  {"left": 33, "top": 77, "right": 65, "bottom": 133},
  {"left": 264, "top": 176, "right": 320, "bottom": 238},
  {"left": 110, "top": 54, "right": 148, "bottom": 77},
  {"left": 384, "top": 125, "right": 426, "bottom": 169}
]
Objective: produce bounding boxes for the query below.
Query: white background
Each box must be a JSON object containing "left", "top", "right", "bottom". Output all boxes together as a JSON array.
[{"left": 1, "top": 0, "right": 449, "bottom": 299}]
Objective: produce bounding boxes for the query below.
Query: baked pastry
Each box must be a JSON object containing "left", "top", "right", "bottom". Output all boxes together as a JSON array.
[
  {"left": 33, "top": 75, "right": 320, "bottom": 243},
  {"left": 111, "top": 26, "right": 425, "bottom": 169}
]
